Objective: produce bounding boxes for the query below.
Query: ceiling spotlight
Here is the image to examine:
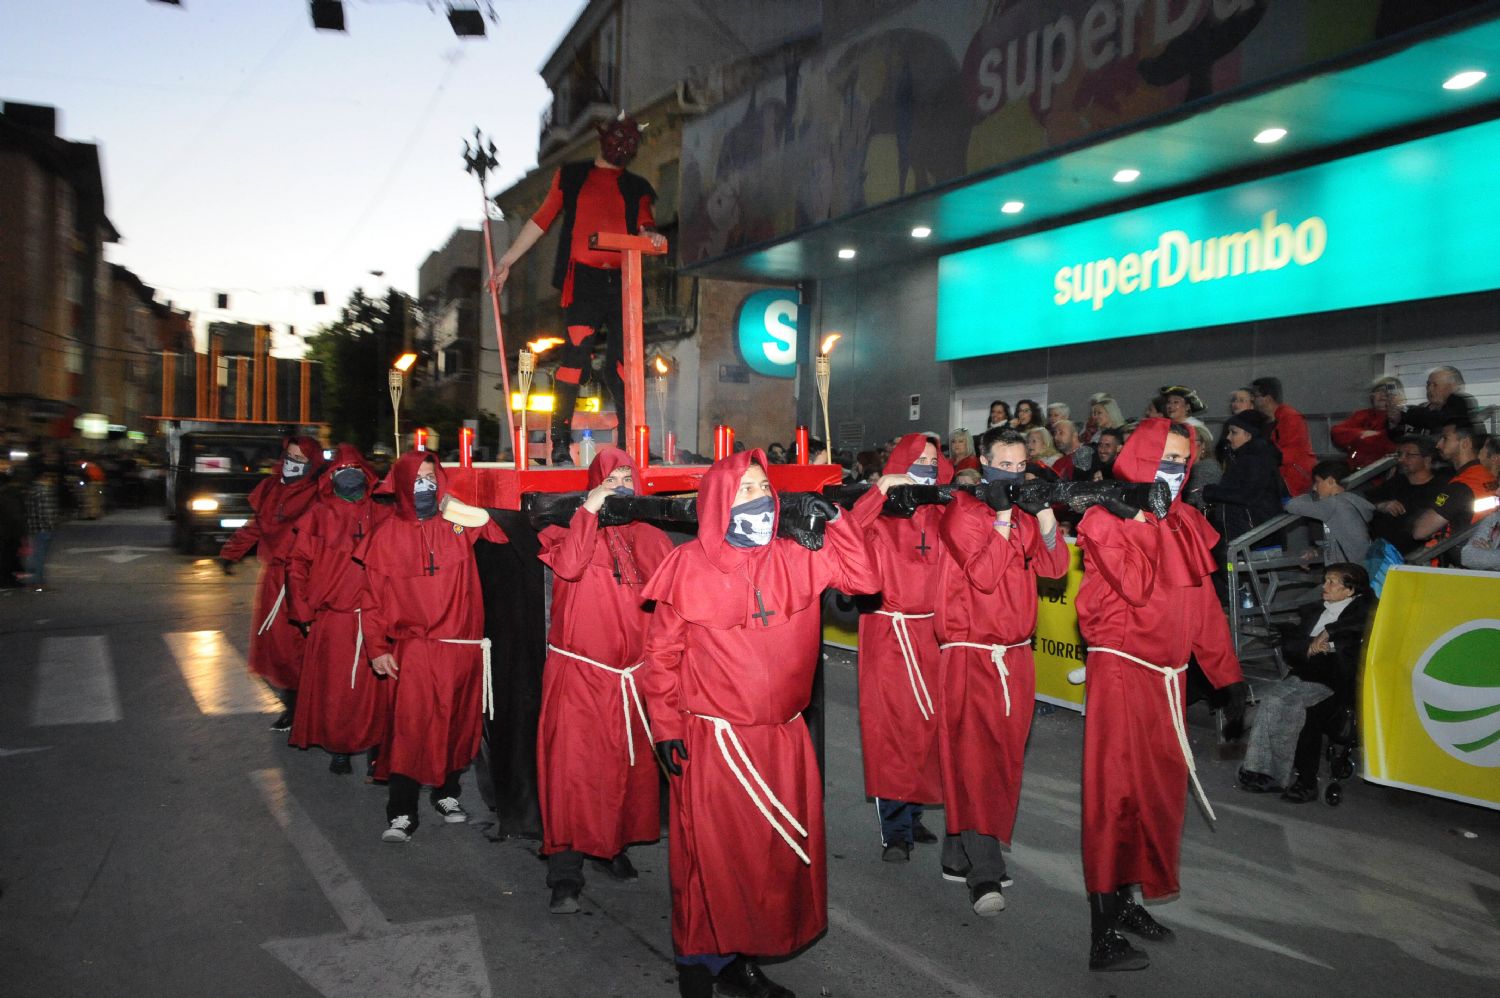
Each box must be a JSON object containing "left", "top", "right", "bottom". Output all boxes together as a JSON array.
[
  {"left": 1443, "top": 69, "right": 1487, "bottom": 91},
  {"left": 1253, "top": 127, "right": 1288, "bottom": 144},
  {"left": 837, "top": 247, "right": 857, "bottom": 260},
  {"left": 1113, "top": 168, "right": 1140, "bottom": 184},
  {"left": 910, "top": 226, "right": 932, "bottom": 239},
  {"left": 447, "top": 5, "right": 486, "bottom": 37},
  {"left": 1001, "top": 200, "right": 1025, "bottom": 214},
  {"left": 310, "top": 1, "right": 346, "bottom": 31}
]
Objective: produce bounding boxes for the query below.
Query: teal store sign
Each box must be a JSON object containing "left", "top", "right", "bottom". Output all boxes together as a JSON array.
[
  {"left": 937, "top": 118, "right": 1500, "bottom": 361},
  {"left": 735, "top": 289, "right": 799, "bottom": 378}
]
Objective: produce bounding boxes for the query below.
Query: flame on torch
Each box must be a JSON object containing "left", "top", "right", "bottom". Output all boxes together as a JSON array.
[
  {"left": 528, "top": 337, "right": 564, "bottom": 355},
  {"left": 820, "top": 332, "right": 842, "bottom": 356},
  {"left": 653, "top": 355, "right": 670, "bottom": 375}
]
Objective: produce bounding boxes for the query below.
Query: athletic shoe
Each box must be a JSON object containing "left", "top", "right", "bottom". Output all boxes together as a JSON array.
[
  {"left": 590, "top": 852, "right": 639, "bottom": 881},
  {"left": 882, "top": 841, "right": 912, "bottom": 863},
  {"left": 269, "top": 709, "right": 293, "bottom": 731},
  {"left": 382, "top": 815, "right": 416, "bottom": 843},
  {"left": 944, "top": 865, "right": 1013, "bottom": 888},
  {"left": 549, "top": 882, "right": 581, "bottom": 914},
  {"left": 433, "top": 797, "right": 468, "bottom": 823},
  {"left": 970, "top": 881, "right": 1006, "bottom": 916},
  {"left": 912, "top": 819, "right": 938, "bottom": 844},
  {"left": 328, "top": 754, "right": 352, "bottom": 775},
  {"left": 1280, "top": 780, "right": 1318, "bottom": 804}
]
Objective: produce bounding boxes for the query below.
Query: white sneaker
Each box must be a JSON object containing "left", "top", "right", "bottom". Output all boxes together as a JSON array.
[
  {"left": 433, "top": 797, "right": 468, "bottom": 824},
  {"left": 1067, "top": 667, "right": 1087, "bottom": 685},
  {"left": 382, "top": 814, "right": 415, "bottom": 842}
]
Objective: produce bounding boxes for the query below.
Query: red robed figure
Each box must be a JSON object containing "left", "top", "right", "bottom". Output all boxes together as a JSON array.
[
  {"left": 355, "top": 450, "right": 508, "bottom": 788},
  {"left": 536, "top": 447, "right": 674, "bottom": 860},
  {"left": 640, "top": 449, "right": 878, "bottom": 958},
  {"left": 849, "top": 433, "right": 953, "bottom": 805},
  {"left": 1076, "top": 418, "right": 1243, "bottom": 899},
  {"left": 220, "top": 435, "right": 326, "bottom": 691},
  {"left": 286, "top": 443, "right": 391, "bottom": 755}
]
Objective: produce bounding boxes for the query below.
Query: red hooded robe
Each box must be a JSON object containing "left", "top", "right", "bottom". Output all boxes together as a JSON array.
[
  {"left": 848, "top": 433, "right": 954, "bottom": 804},
  {"left": 286, "top": 443, "right": 392, "bottom": 754},
  {"left": 536, "top": 447, "right": 674, "bottom": 859},
  {"left": 220, "top": 436, "right": 327, "bottom": 690},
  {"left": 1075, "top": 418, "right": 1242, "bottom": 898},
  {"left": 640, "top": 450, "right": 878, "bottom": 957},
  {"left": 354, "top": 450, "right": 508, "bottom": 788},
  {"left": 934, "top": 466, "right": 1069, "bottom": 843}
]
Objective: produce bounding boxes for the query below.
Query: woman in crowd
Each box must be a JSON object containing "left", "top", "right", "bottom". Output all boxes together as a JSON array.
[
  {"left": 1183, "top": 425, "right": 1221, "bottom": 511},
  {"left": 949, "top": 428, "right": 981, "bottom": 473},
  {"left": 1330, "top": 376, "right": 1403, "bottom": 469},
  {"left": 1012, "top": 399, "right": 1043, "bottom": 432},
  {"left": 1202, "top": 410, "right": 1284, "bottom": 542},
  {"left": 1084, "top": 396, "right": 1125, "bottom": 445},
  {"left": 987, "top": 400, "right": 1012, "bottom": 429},
  {"left": 1025, "top": 426, "right": 1073, "bottom": 480}
]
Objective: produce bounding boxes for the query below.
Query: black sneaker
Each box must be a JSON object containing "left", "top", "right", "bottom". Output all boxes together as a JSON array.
[
  {"left": 882, "top": 841, "right": 912, "bottom": 863},
  {"left": 1236, "top": 767, "right": 1282, "bottom": 793},
  {"left": 970, "top": 881, "right": 1006, "bottom": 916},
  {"left": 714, "top": 957, "right": 793, "bottom": 997},
  {"left": 941, "top": 864, "right": 969, "bottom": 883},
  {"left": 432, "top": 796, "right": 468, "bottom": 823},
  {"left": 590, "top": 852, "right": 639, "bottom": 881},
  {"left": 1117, "top": 896, "right": 1175, "bottom": 941},
  {"left": 269, "top": 709, "right": 293, "bottom": 731},
  {"left": 382, "top": 814, "right": 416, "bottom": 843},
  {"left": 912, "top": 819, "right": 938, "bottom": 844},
  {"left": 1281, "top": 779, "right": 1318, "bottom": 804},
  {"left": 548, "top": 882, "right": 581, "bottom": 914},
  {"left": 328, "top": 754, "right": 352, "bottom": 775},
  {"left": 1089, "top": 929, "right": 1149, "bottom": 972}
]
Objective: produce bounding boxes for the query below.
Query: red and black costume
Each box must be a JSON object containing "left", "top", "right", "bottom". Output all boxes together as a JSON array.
[{"left": 530, "top": 136, "right": 656, "bottom": 456}]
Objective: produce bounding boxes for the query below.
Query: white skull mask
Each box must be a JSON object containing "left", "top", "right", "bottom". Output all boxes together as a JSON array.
[{"left": 727, "top": 496, "right": 776, "bottom": 548}]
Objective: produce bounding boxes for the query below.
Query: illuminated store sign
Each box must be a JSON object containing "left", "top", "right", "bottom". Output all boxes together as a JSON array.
[
  {"left": 937, "top": 118, "right": 1500, "bottom": 360},
  {"left": 735, "top": 289, "right": 800, "bottom": 378}
]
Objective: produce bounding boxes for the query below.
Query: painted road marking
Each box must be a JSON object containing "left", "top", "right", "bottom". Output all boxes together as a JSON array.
[
  {"left": 164, "top": 631, "right": 280, "bottom": 715},
  {"left": 29, "top": 636, "right": 121, "bottom": 726}
]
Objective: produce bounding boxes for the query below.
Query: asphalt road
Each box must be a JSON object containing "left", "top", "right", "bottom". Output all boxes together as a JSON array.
[{"left": 2, "top": 508, "right": 1498, "bottom": 997}]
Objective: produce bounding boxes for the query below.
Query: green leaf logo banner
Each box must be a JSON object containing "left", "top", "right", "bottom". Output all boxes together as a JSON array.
[{"left": 1411, "top": 621, "right": 1500, "bottom": 767}]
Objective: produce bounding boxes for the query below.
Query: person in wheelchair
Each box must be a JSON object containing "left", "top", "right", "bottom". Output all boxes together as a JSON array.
[{"left": 1237, "top": 563, "right": 1374, "bottom": 803}]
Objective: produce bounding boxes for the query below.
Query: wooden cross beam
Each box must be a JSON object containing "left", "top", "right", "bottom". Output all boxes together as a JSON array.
[{"left": 589, "top": 231, "right": 667, "bottom": 469}]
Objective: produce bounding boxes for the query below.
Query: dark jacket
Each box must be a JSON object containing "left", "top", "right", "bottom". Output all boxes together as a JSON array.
[
  {"left": 1396, "top": 392, "right": 1478, "bottom": 434},
  {"left": 1280, "top": 594, "right": 1374, "bottom": 709},
  {"left": 1203, "top": 435, "right": 1285, "bottom": 540}
]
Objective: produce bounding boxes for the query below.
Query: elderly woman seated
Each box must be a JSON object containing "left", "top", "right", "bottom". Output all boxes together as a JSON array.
[{"left": 1237, "top": 563, "right": 1374, "bottom": 802}]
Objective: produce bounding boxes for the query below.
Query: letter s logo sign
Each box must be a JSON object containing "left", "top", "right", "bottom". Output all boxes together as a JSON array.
[{"left": 735, "top": 289, "right": 799, "bottom": 378}]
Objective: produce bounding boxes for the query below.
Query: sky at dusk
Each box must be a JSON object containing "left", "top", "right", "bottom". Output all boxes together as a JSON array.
[{"left": 1, "top": 0, "right": 587, "bottom": 354}]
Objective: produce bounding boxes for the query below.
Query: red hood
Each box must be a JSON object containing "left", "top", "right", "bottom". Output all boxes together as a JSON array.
[
  {"left": 695, "top": 449, "right": 775, "bottom": 572},
  {"left": 883, "top": 432, "right": 953, "bottom": 484},
  {"left": 587, "top": 445, "right": 638, "bottom": 490},
  {"left": 318, "top": 442, "right": 376, "bottom": 500},
  {"left": 281, "top": 435, "right": 327, "bottom": 480},
  {"left": 1111, "top": 417, "right": 1216, "bottom": 584},
  {"left": 1113, "top": 418, "right": 1193, "bottom": 494},
  {"left": 378, "top": 449, "right": 447, "bottom": 521}
]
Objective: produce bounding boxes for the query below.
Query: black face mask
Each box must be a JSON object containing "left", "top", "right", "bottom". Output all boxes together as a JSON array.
[
  {"left": 413, "top": 478, "right": 438, "bottom": 519},
  {"left": 982, "top": 466, "right": 1023, "bottom": 484},
  {"left": 332, "top": 468, "right": 366, "bottom": 501}
]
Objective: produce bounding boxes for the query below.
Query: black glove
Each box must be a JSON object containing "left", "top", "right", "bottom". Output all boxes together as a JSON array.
[
  {"left": 219, "top": 557, "right": 236, "bottom": 576},
  {"left": 597, "top": 495, "right": 633, "bottom": 528},
  {"left": 883, "top": 484, "right": 922, "bottom": 519},
  {"left": 289, "top": 619, "right": 311, "bottom": 638},
  {"left": 1220, "top": 680, "right": 1249, "bottom": 741},
  {"left": 1099, "top": 495, "right": 1141, "bottom": 521},
  {"left": 981, "top": 481, "right": 1012, "bottom": 513},
  {"left": 655, "top": 739, "right": 689, "bottom": 777},
  {"left": 1014, "top": 482, "right": 1050, "bottom": 516},
  {"left": 1025, "top": 462, "right": 1060, "bottom": 483},
  {"left": 777, "top": 492, "right": 838, "bottom": 550}
]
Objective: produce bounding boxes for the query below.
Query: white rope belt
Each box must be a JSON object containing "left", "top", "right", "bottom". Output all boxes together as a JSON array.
[
  {"left": 873, "top": 611, "right": 936, "bottom": 720},
  {"left": 693, "top": 713, "right": 811, "bottom": 866},
  {"left": 548, "top": 644, "right": 652, "bottom": 765},
  {"left": 350, "top": 607, "right": 364, "bottom": 690},
  {"left": 257, "top": 584, "right": 286, "bottom": 635},
  {"left": 939, "top": 640, "right": 1031, "bottom": 716},
  {"left": 1088, "top": 646, "right": 1215, "bottom": 822},
  {"left": 438, "top": 637, "right": 494, "bottom": 720}
]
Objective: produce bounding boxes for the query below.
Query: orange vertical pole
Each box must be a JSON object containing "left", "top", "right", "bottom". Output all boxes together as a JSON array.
[
  {"left": 251, "top": 326, "right": 265, "bottom": 422},
  {"left": 208, "top": 337, "right": 221, "bottom": 420},
  {"left": 195, "top": 352, "right": 207, "bottom": 419},
  {"left": 591, "top": 232, "right": 666, "bottom": 457},
  {"left": 266, "top": 354, "right": 278, "bottom": 423},
  {"left": 299, "top": 361, "right": 310, "bottom": 425},
  {"left": 162, "top": 351, "right": 175, "bottom": 418},
  {"left": 236, "top": 356, "right": 248, "bottom": 420}
]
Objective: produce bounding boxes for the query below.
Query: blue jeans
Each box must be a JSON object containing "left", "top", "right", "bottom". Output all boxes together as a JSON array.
[
  {"left": 27, "top": 531, "right": 51, "bottom": 588},
  {"left": 876, "top": 798, "right": 925, "bottom": 846}
]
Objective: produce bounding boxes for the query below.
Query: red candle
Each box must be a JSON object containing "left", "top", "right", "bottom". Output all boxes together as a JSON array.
[
  {"left": 513, "top": 425, "right": 526, "bottom": 469},
  {"left": 459, "top": 426, "right": 474, "bottom": 468},
  {"left": 795, "top": 426, "right": 809, "bottom": 466},
  {"left": 713, "top": 425, "right": 728, "bottom": 461},
  {"left": 634, "top": 424, "right": 651, "bottom": 471},
  {"left": 665, "top": 431, "right": 676, "bottom": 465}
]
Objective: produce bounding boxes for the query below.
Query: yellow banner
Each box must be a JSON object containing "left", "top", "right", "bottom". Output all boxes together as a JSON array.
[
  {"left": 1361, "top": 566, "right": 1500, "bottom": 810},
  {"left": 820, "top": 541, "right": 1088, "bottom": 712}
]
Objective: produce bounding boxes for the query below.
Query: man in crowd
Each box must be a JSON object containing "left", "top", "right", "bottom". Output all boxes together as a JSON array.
[
  {"left": 1251, "top": 376, "right": 1315, "bottom": 496},
  {"left": 221, "top": 437, "right": 327, "bottom": 728},
  {"left": 934, "top": 427, "right": 1068, "bottom": 916},
  {"left": 640, "top": 450, "right": 877, "bottom": 998},
  {"left": 1413, "top": 425, "right": 1499, "bottom": 544},
  {"left": 849, "top": 434, "right": 950, "bottom": 863},
  {"left": 286, "top": 443, "right": 390, "bottom": 775},
  {"left": 1075, "top": 418, "right": 1246, "bottom": 972},
  {"left": 1053, "top": 418, "right": 1094, "bottom": 477},
  {"left": 1286, "top": 459, "right": 1375, "bottom": 565},
  {"left": 535, "top": 448, "right": 673, "bottom": 913},
  {"left": 24, "top": 465, "right": 57, "bottom": 592},
  {"left": 1367, "top": 435, "right": 1450, "bottom": 554},
  {"left": 493, "top": 115, "right": 665, "bottom": 463},
  {"left": 1394, "top": 365, "right": 1478, "bottom": 434},
  {"left": 1092, "top": 428, "right": 1125, "bottom": 481},
  {"left": 357, "top": 451, "right": 509, "bottom": 842}
]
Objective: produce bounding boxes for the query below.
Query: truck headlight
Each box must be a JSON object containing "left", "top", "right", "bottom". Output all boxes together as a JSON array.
[{"left": 189, "top": 497, "right": 219, "bottom": 512}]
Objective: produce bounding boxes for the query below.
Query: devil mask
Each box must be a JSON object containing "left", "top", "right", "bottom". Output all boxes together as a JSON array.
[{"left": 597, "top": 116, "right": 642, "bottom": 166}]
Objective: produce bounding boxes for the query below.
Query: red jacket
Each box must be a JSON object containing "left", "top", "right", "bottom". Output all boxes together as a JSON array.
[
  {"left": 1330, "top": 408, "right": 1396, "bottom": 469},
  {"left": 1271, "top": 403, "right": 1316, "bottom": 497}
]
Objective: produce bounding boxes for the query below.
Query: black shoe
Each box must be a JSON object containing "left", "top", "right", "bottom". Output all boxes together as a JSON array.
[
  {"left": 270, "top": 709, "right": 293, "bottom": 732},
  {"left": 969, "top": 881, "right": 1006, "bottom": 916},
  {"left": 912, "top": 819, "right": 938, "bottom": 844},
  {"left": 1236, "top": 767, "right": 1281, "bottom": 793},
  {"left": 381, "top": 814, "right": 416, "bottom": 843},
  {"left": 1281, "top": 779, "right": 1319, "bottom": 804},
  {"left": 548, "top": 881, "right": 581, "bottom": 914},
  {"left": 881, "top": 840, "right": 911, "bottom": 863},
  {"left": 1089, "top": 891, "right": 1149, "bottom": 971},
  {"left": 329, "top": 753, "right": 352, "bottom": 775},
  {"left": 941, "top": 864, "right": 969, "bottom": 883},
  {"left": 714, "top": 957, "right": 794, "bottom": 998},
  {"left": 677, "top": 964, "right": 714, "bottom": 998},
  {"left": 1116, "top": 891, "right": 1174, "bottom": 941},
  {"left": 590, "top": 852, "right": 639, "bottom": 881},
  {"left": 366, "top": 747, "right": 380, "bottom": 779}
]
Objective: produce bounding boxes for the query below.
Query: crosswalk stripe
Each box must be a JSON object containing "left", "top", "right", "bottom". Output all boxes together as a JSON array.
[
  {"left": 164, "top": 631, "right": 281, "bottom": 716},
  {"left": 30, "top": 635, "right": 122, "bottom": 726}
]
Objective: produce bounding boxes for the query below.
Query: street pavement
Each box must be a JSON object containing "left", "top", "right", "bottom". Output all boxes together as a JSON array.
[{"left": 2, "top": 508, "right": 1498, "bottom": 997}]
